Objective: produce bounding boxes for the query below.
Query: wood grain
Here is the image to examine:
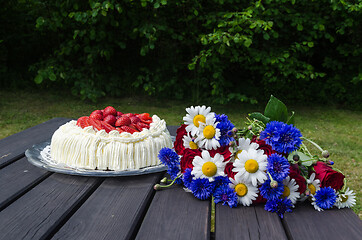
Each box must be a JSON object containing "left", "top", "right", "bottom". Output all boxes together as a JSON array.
[
  {"left": 0, "top": 174, "right": 100, "bottom": 240},
  {"left": 215, "top": 204, "right": 287, "bottom": 240},
  {"left": 0, "top": 118, "right": 70, "bottom": 168},
  {"left": 135, "top": 184, "right": 211, "bottom": 240},
  {"left": 51, "top": 173, "right": 163, "bottom": 240},
  {"left": 283, "top": 202, "right": 362, "bottom": 240},
  {"left": 0, "top": 156, "right": 51, "bottom": 210}
]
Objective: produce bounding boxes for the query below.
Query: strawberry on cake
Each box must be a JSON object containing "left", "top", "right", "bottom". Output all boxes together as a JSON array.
[{"left": 50, "top": 106, "right": 172, "bottom": 171}]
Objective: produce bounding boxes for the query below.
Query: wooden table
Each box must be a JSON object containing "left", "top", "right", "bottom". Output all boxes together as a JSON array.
[{"left": 0, "top": 118, "right": 361, "bottom": 240}]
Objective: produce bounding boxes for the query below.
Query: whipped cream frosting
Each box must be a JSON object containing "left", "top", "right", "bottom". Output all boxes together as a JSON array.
[{"left": 50, "top": 115, "right": 172, "bottom": 170}]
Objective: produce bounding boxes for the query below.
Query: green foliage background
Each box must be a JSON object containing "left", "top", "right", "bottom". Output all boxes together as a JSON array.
[{"left": 1, "top": 0, "right": 361, "bottom": 105}]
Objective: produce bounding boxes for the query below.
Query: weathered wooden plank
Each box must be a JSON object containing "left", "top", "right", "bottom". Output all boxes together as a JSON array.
[
  {"left": 0, "top": 117, "right": 71, "bottom": 168},
  {"left": 0, "top": 156, "right": 51, "bottom": 211},
  {"left": 215, "top": 204, "right": 288, "bottom": 240},
  {"left": 51, "top": 173, "right": 163, "bottom": 240},
  {"left": 283, "top": 202, "right": 362, "bottom": 240},
  {"left": 0, "top": 174, "right": 101, "bottom": 240},
  {"left": 136, "top": 185, "right": 211, "bottom": 240}
]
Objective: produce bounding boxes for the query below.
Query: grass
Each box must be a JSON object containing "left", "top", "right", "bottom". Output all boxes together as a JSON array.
[{"left": 0, "top": 89, "right": 360, "bottom": 218}]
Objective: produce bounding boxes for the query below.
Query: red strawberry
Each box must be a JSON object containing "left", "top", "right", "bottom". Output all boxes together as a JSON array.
[
  {"left": 77, "top": 116, "right": 91, "bottom": 128},
  {"left": 103, "top": 106, "right": 117, "bottom": 117},
  {"left": 89, "top": 118, "right": 103, "bottom": 131},
  {"left": 103, "top": 115, "right": 116, "bottom": 126},
  {"left": 117, "top": 111, "right": 123, "bottom": 117},
  {"left": 129, "top": 123, "right": 140, "bottom": 132},
  {"left": 115, "top": 116, "right": 131, "bottom": 127},
  {"left": 91, "top": 110, "right": 103, "bottom": 116},
  {"left": 130, "top": 116, "right": 140, "bottom": 124},
  {"left": 138, "top": 113, "right": 152, "bottom": 121},
  {"left": 90, "top": 112, "right": 103, "bottom": 121},
  {"left": 116, "top": 127, "right": 125, "bottom": 134},
  {"left": 101, "top": 121, "right": 116, "bottom": 133},
  {"left": 120, "top": 125, "right": 138, "bottom": 134},
  {"left": 137, "top": 122, "right": 150, "bottom": 130},
  {"left": 123, "top": 113, "right": 134, "bottom": 118}
]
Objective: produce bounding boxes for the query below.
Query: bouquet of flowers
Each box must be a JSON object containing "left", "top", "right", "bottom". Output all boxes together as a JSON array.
[{"left": 155, "top": 96, "right": 356, "bottom": 218}]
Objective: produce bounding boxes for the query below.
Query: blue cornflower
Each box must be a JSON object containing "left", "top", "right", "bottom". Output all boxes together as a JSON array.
[
  {"left": 212, "top": 176, "right": 231, "bottom": 190},
  {"left": 260, "top": 179, "right": 284, "bottom": 201},
  {"left": 213, "top": 185, "right": 238, "bottom": 208},
  {"left": 267, "top": 153, "right": 290, "bottom": 181},
  {"left": 265, "top": 197, "right": 293, "bottom": 218},
  {"left": 167, "top": 164, "right": 182, "bottom": 184},
  {"left": 215, "top": 114, "right": 235, "bottom": 147},
  {"left": 313, "top": 187, "right": 337, "bottom": 210},
  {"left": 260, "top": 121, "right": 302, "bottom": 154},
  {"left": 182, "top": 168, "right": 194, "bottom": 189},
  {"left": 190, "top": 178, "right": 214, "bottom": 200},
  {"left": 158, "top": 147, "right": 180, "bottom": 168}
]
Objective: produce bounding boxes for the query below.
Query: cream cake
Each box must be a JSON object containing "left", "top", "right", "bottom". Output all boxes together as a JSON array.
[{"left": 50, "top": 107, "right": 172, "bottom": 171}]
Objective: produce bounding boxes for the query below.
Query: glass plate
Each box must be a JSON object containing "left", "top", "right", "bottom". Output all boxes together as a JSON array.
[{"left": 25, "top": 141, "right": 169, "bottom": 177}]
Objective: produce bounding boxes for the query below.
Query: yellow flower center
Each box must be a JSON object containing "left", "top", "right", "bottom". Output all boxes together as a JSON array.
[
  {"left": 283, "top": 186, "right": 290, "bottom": 197},
  {"left": 308, "top": 184, "right": 316, "bottom": 195},
  {"left": 244, "top": 159, "right": 259, "bottom": 173},
  {"left": 193, "top": 114, "right": 206, "bottom": 127},
  {"left": 203, "top": 125, "right": 216, "bottom": 139},
  {"left": 235, "top": 150, "right": 243, "bottom": 159},
  {"left": 235, "top": 183, "right": 248, "bottom": 197},
  {"left": 341, "top": 195, "right": 348, "bottom": 203},
  {"left": 189, "top": 141, "right": 198, "bottom": 149},
  {"left": 202, "top": 161, "right": 217, "bottom": 177}
]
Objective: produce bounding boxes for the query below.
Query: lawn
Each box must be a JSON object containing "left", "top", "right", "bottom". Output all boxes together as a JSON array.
[{"left": 0, "top": 89, "right": 360, "bottom": 218}]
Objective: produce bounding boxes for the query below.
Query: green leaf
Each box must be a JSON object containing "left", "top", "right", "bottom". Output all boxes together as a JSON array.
[
  {"left": 34, "top": 75, "right": 43, "bottom": 84},
  {"left": 49, "top": 72, "right": 56, "bottom": 81},
  {"left": 297, "top": 24, "right": 303, "bottom": 31},
  {"left": 249, "top": 112, "right": 270, "bottom": 124},
  {"left": 264, "top": 95, "right": 288, "bottom": 123},
  {"left": 286, "top": 111, "right": 295, "bottom": 125},
  {"left": 288, "top": 151, "right": 313, "bottom": 167},
  {"left": 244, "top": 38, "right": 252, "bottom": 48}
]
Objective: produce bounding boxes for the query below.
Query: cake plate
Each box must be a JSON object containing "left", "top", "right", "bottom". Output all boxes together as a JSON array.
[{"left": 25, "top": 141, "right": 169, "bottom": 177}]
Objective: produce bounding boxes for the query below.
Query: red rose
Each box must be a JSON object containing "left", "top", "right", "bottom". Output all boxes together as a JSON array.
[
  {"left": 180, "top": 148, "right": 202, "bottom": 173},
  {"left": 289, "top": 164, "right": 307, "bottom": 194},
  {"left": 252, "top": 138, "right": 277, "bottom": 156},
  {"left": 253, "top": 191, "right": 267, "bottom": 204},
  {"left": 209, "top": 146, "right": 232, "bottom": 162},
  {"left": 313, "top": 161, "right": 345, "bottom": 191},
  {"left": 224, "top": 161, "right": 236, "bottom": 179},
  {"left": 174, "top": 124, "right": 187, "bottom": 155}
]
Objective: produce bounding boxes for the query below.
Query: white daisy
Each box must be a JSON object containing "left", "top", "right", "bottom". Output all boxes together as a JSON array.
[
  {"left": 195, "top": 115, "right": 221, "bottom": 150},
  {"left": 234, "top": 137, "right": 260, "bottom": 159},
  {"left": 282, "top": 176, "right": 300, "bottom": 205},
  {"left": 335, "top": 188, "right": 356, "bottom": 209},
  {"left": 307, "top": 173, "right": 320, "bottom": 195},
  {"left": 183, "top": 134, "right": 199, "bottom": 150},
  {"left": 183, "top": 106, "right": 214, "bottom": 136},
  {"left": 229, "top": 175, "right": 259, "bottom": 206},
  {"left": 311, "top": 195, "right": 323, "bottom": 211},
  {"left": 232, "top": 149, "right": 268, "bottom": 186},
  {"left": 192, "top": 150, "right": 226, "bottom": 181}
]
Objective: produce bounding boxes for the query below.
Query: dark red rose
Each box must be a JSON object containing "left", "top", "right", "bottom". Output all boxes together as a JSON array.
[
  {"left": 253, "top": 191, "right": 267, "bottom": 204},
  {"left": 224, "top": 161, "right": 236, "bottom": 179},
  {"left": 174, "top": 124, "right": 187, "bottom": 155},
  {"left": 289, "top": 164, "right": 307, "bottom": 194},
  {"left": 180, "top": 148, "right": 202, "bottom": 173},
  {"left": 209, "top": 146, "right": 232, "bottom": 162},
  {"left": 313, "top": 161, "right": 345, "bottom": 191},
  {"left": 252, "top": 138, "right": 277, "bottom": 156}
]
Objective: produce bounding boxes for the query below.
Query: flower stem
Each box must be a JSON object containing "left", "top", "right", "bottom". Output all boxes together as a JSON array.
[
  {"left": 155, "top": 173, "right": 182, "bottom": 189},
  {"left": 301, "top": 137, "right": 324, "bottom": 152}
]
